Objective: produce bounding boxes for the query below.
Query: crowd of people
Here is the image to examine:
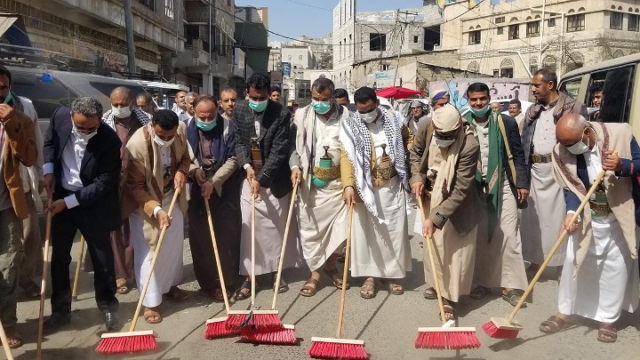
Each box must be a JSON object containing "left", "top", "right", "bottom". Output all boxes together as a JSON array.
[{"left": 0, "top": 64, "right": 638, "bottom": 350}]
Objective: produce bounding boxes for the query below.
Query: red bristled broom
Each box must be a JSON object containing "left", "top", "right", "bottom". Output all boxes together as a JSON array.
[
  {"left": 414, "top": 196, "right": 481, "bottom": 350},
  {"left": 239, "top": 181, "right": 299, "bottom": 344},
  {"left": 96, "top": 189, "right": 181, "bottom": 354},
  {"left": 482, "top": 169, "right": 607, "bottom": 339},
  {"left": 309, "top": 203, "right": 368, "bottom": 359},
  {"left": 225, "top": 194, "right": 281, "bottom": 331},
  {"left": 203, "top": 196, "right": 240, "bottom": 339}
]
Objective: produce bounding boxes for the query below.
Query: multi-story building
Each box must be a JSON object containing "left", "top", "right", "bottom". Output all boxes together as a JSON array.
[
  {"left": 281, "top": 45, "right": 314, "bottom": 70},
  {"left": 1, "top": 0, "right": 185, "bottom": 79},
  {"left": 235, "top": 6, "right": 269, "bottom": 80},
  {"left": 440, "top": 0, "right": 640, "bottom": 78}
]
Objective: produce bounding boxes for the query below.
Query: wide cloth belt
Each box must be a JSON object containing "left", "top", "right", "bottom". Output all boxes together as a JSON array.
[
  {"left": 313, "top": 165, "right": 341, "bottom": 181},
  {"left": 530, "top": 153, "right": 553, "bottom": 163}
]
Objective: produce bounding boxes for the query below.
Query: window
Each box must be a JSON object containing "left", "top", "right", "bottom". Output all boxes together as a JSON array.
[
  {"left": 594, "top": 66, "right": 635, "bottom": 123},
  {"left": 548, "top": 18, "right": 556, "bottom": 27},
  {"left": 508, "top": 24, "right": 519, "bottom": 40},
  {"left": 610, "top": 12, "right": 623, "bottom": 29},
  {"left": 529, "top": 65, "right": 539, "bottom": 76},
  {"left": 495, "top": 16, "right": 505, "bottom": 24},
  {"left": 369, "top": 33, "right": 387, "bottom": 51},
  {"left": 468, "top": 30, "right": 481, "bottom": 44},
  {"left": 559, "top": 77, "right": 582, "bottom": 99},
  {"left": 164, "top": 0, "right": 174, "bottom": 19},
  {"left": 349, "top": 34, "right": 352, "bottom": 56},
  {"left": 497, "top": 27, "right": 503, "bottom": 35},
  {"left": 567, "top": 14, "right": 585, "bottom": 32},
  {"left": 501, "top": 68, "right": 514, "bottom": 78},
  {"left": 11, "top": 72, "right": 74, "bottom": 120},
  {"left": 629, "top": 14, "right": 639, "bottom": 31},
  {"left": 526, "top": 21, "right": 540, "bottom": 37},
  {"left": 424, "top": 25, "right": 440, "bottom": 51},
  {"left": 137, "top": 0, "right": 155, "bottom": 11},
  {"left": 299, "top": 55, "right": 303, "bottom": 60},
  {"left": 413, "top": 35, "right": 419, "bottom": 43}
]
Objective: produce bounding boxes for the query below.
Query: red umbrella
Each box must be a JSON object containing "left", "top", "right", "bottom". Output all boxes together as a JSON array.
[{"left": 375, "top": 86, "right": 423, "bottom": 100}]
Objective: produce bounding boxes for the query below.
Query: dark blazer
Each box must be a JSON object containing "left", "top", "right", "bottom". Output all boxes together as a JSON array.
[
  {"left": 233, "top": 99, "right": 292, "bottom": 198},
  {"left": 43, "top": 106, "right": 122, "bottom": 232}
]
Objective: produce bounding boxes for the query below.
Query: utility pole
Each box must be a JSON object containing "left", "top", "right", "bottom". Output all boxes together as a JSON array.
[
  {"left": 538, "top": 0, "right": 546, "bottom": 69},
  {"left": 208, "top": 2, "right": 213, "bottom": 95},
  {"left": 124, "top": 0, "right": 136, "bottom": 74},
  {"left": 392, "top": 9, "right": 417, "bottom": 87}
]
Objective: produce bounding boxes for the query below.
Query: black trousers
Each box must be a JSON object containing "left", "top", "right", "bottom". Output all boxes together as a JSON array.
[{"left": 50, "top": 205, "right": 118, "bottom": 314}]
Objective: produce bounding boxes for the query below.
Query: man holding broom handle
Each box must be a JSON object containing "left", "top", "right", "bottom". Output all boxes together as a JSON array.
[
  {"left": 122, "top": 109, "right": 197, "bottom": 324},
  {"left": 42, "top": 97, "right": 121, "bottom": 333},
  {"left": 186, "top": 95, "right": 241, "bottom": 301},
  {"left": 290, "top": 77, "right": 350, "bottom": 297},
  {"left": 539, "top": 114, "right": 640, "bottom": 343},
  {"left": 409, "top": 104, "right": 484, "bottom": 321}
]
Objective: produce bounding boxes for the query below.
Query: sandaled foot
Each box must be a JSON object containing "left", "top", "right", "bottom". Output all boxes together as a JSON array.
[
  {"left": 539, "top": 314, "right": 573, "bottom": 334},
  {"left": 144, "top": 307, "right": 162, "bottom": 324},
  {"left": 470, "top": 286, "right": 491, "bottom": 300},
  {"left": 2, "top": 326, "right": 23, "bottom": 349},
  {"left": 214, "top": 288, "right": 232, "bottom": 302},
  {"left": 323, "top": 267, "right": 350, "bottom": 290},
  {"left": 360, "top": 278, "right": 376, "bottom": 299},
  {"left": 20, "top": 279, "right": 41, "bottom": 298},
  {"left": 438, "top": 299, "right": 457, "bottom": 322},
  {"left": 502, "top": 289, "right": 526, "bottom": 308},
  {"left": 272, "top": 274, "right": 289, "bottom": 293},
  {"left": 300, "top": 278, "right": 320, "bottom": 297},
  {"left": 165, "top": 286, "right": 190, "bottom": 301},
  {"left": 116, "top": 278, "right": 129, "bottom": 295},
  {"left": 423, "top": 287, "right": 437, "bottom": 300},
  {"left": 382, "top": 279, "right": 404, "bottom": 295},
  {"left": 234, "top": 280, "right": 258, "bottom": 300},
  {"left": 597, "top": 322, "right": 617, "bottom": 343}
]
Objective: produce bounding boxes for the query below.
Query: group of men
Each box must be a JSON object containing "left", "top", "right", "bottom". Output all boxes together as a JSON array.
[{"left": 0, "top": 64, "right": 637, "bottom": 349}]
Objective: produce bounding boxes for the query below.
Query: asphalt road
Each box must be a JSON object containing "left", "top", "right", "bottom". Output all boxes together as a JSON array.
[{"left": 10, "top": 207, "right": 640, "bottom": 360}]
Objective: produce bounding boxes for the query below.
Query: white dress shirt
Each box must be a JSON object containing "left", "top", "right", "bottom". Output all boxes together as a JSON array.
[{"left": 43, "top": 130, "right": 88, "bottom": 209}]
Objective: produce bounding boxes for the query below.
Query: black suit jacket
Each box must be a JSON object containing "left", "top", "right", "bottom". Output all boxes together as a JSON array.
[
  {"left": 44, "top": 106, "right": 122, "bottom": 232},
  {"left": 233, "top": 100, "right": 292, "bottom": 198},
  {"left": 499, "top": 114, "right": 529, "bottom": 198}
]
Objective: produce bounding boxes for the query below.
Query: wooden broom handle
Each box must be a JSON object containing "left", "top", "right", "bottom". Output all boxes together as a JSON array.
[
  {"left": 417, "top": 195, "right": 448, "bottom": 326},
  {"left": 336, "top": 203, "right": 353, "bottom": 339},
  {"left": 0, "top": 318, "right": 14, "bottom": 360},
  {"left": 204, "top": 199, "right": 230, "bottom": 313},
  {"left": 251, "top": 194, "right": 256, "bottom": 309},
  {"left": 271, "top": 181, "right": 299, "bottom": 310},
  {"left": 508, "top": 168, "right": 608, "bottom": 323},
  {"left": 72, "top": 236, "right": 85, "bottom": 300},
  {"left": 129, "top": 188, "right": 181, "bottom": 332},
  {"left": 36, "top": 195, "right": 53, "bottom": 360}
]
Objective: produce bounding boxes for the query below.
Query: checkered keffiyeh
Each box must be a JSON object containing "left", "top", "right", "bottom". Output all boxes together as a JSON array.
[{"left": 340, "top": 107, "right": 408, "bottom": 223}]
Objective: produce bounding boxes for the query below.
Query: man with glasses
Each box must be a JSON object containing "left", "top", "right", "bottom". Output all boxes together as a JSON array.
[
  {"left": 43, "top": 97, "right": 122, "bottom": 333},
  {"left": 409, "top": 104, "right": 484, "bottom": 322}
]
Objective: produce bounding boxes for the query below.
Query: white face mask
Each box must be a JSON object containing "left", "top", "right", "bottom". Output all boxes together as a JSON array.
[
  {"left": 566, "top": 138, "right": 590, "bottom": 155},
  {"left": 435, "top": 138, "right": 455, "bottom": 148},
  {"left": 111, "top": 105, "right": 132, "bottom": 119},
  {"left": 154, "top": 135, "right": 175, "bottom": 148},
  {"left": 359, "top": 109, "right": 378, "bottom": 123},
  {"left": 72, "top": 125, "right": 98, "bottom": 142}
]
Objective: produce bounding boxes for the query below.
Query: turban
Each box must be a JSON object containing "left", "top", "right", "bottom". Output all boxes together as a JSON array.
[{"left": 432, "top": 104, "right": 461, "bottom": 132}]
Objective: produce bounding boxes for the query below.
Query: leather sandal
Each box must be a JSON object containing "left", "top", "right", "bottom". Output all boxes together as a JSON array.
[
  {"left": 360, "top": 278, "right": 377, "bottom": 299},
  {"left": 2, "top": 326, "right": 23, "bottom": 349},
  {"left": 502, "top": 289, "right": 526, "bottom": 308},
  {"left": 470, "top": 286, "right": 491, "bottom": 300},
  {"left": 272, "top": 273, "right": 289, "bottom": 293},
  {"left": 423, "top": 287, "right": 437, "bottom": 300},
  {"left": 382, "top": 279, "right": 404, "bottom": 295},
  {"left": 143, "top": 307, "right": 162, "bottom": 324},
  {"left": 234, "top": 280, "right": 259, "bottom": 301},
  {"left": 539, "top": 314, "right": 574, "bottom": 334},
  {"left": 214, "top": 288, "right": 232, "bottom": 303},
  {"left": 300, "top": 278, "right": 320, "bottom": 297},
  {"left": 597, "top": 323, "right": 617, "bottom": 343},
  {"left": 165, "top": 286, "right": 190, "bottom": 301},
  {"left": 116, "top": 278, "right": 129, "bottom": 295},
  {"left": 323, "top": 268, "right": 350, "bottom": 290},
  {"left": 20, "top": 279, "right": 41, "bottom": 298}
]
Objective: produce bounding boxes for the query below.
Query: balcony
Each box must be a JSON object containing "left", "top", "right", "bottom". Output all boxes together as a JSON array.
[
  {"left": 184, "top": 0, "right": 214, "bottom": 24},
  {"left": 175, "top": 38, "right": 210, "bottom": 71}
]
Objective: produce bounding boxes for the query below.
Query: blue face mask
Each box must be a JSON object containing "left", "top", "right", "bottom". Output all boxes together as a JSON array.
[
  {"left": 196, "top": 118, "right": 216, "bottom": 132},
  {"left": 249, "top": 99, "right": 268, "bottom": 112},
  {"left": 469, "top": 104, "right": 491, "bottom": 118},
  {"left": 312, "top": 100, "right": 332, "bottom": 115}
]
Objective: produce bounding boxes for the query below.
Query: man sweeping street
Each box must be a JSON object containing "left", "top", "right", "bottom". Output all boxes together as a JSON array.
[
  {"left": 409, "top": 104, "right": 484, "bottom": 320},
  {"left": 122, "top": 109, "right": 197, "bottom": 324},
  {"left": 290, "top": 77, "right": 349, "bottom": 297},
  {"left": 233, "top": 73, "right": 302, "bottom": 300},
  {"left": 539, "top": 114, "right": 640, "bottom": 343},
  {"left": 462, "top": 82, "right": 529, "bottom": 307},
  {"left": 520, "top": 68, "right": 588, "bottom": 281},
  {"left": 340, "top": 86, "right": 411, "bottom": 299}
]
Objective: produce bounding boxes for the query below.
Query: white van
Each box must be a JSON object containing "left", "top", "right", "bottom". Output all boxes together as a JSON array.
[{"left": 558, "top": 52, "right": 640, "bottom": 138}]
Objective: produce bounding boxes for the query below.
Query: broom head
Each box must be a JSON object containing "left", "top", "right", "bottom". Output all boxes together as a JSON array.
[
  {"left": 204, "top": 317, "right": 241, "bottom": 339},
  {"left": 96, "top": 330, "right": 158, "bottom": 354},
  {"left": 309, "top": 337, "right": 368, "bottom": 359},
  {"left": 240, "top": 324, "right": 298, "bottom": 344},
  {"left": 225, "top": 310, "right": 281, "bottom": 331},
  {"left": 481, "top": 317, "right": 522, "bottom": 339},
  {"left": 415, "top": 327, "right": 481, "bottom": 350}
]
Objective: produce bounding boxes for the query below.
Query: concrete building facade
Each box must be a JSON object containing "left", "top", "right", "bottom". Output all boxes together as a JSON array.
[
  {"left": 440, "top": 0, "right": 640, "bottom": 78},
  {"left": 281, "top": 45, "right": 314, "bottom": 70}
]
